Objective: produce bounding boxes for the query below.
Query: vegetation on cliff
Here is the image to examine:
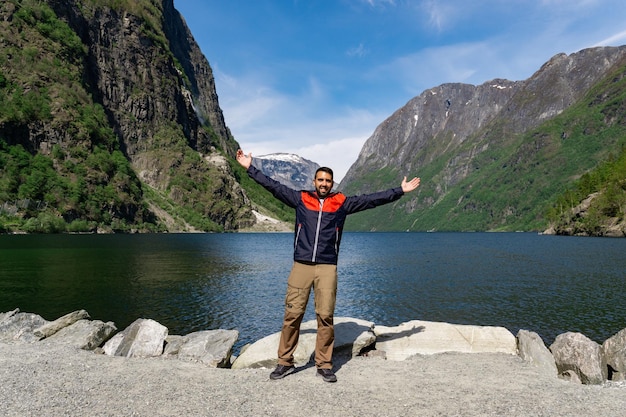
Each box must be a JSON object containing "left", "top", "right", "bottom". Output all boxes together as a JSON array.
[
  {"left": 0, "top": 0, "right": 294, "bottom": 233},
  {"left": 342, "top": 51, "right": 626, "bottom": 235},
  {"left": 0, "top": 1, "right": 155, "bottom": 233},
  {"left": 546, "top": 145, "right": 626, "bottom": 236}
]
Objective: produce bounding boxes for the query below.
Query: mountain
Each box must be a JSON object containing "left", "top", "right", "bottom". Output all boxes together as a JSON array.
[
  {"left": 0, "top": 0, "right": 264, "bottom": 233},
  {"left": 1, "top": 1, "right": 624, "bottom": 235},
  {"left": 252, "top": 153, "right": 319, "bottom": 191},
  {"left": 339, "top": 46, "right": 626, "bottom": 233}
]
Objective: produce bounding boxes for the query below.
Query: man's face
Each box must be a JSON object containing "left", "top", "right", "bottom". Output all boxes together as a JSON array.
[{"left": 314, "top": 172, "right": 333, "bottom": 198}]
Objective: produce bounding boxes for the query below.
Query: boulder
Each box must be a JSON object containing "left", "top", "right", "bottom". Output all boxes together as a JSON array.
[
  {"left": 0, "top": 310, "right": 48, "bottom": 343},
  {"left": 373, "top": 320, "right": 518, "bottom": 361},
  {"left": 170, "top": 329, "right": 239, "bottom": 368},
  {"left": 0, "top": 309, "right": 20, "bottom": 323},
  {"left": 516, "top": 329, "right": 558, "bottom": 376},
  {"left": 33, "top": 309, "right": 91, "bottom": 338},
  {"left": 231, "top": 317, "right": 375, "bottom": 369},
  {"left": 102, "top": 332, "right": 123, "bottom": 355},
  {"left": 560, "top": 369, "right": 583, "bottom": 384},
  {"left": 103, "top": 318, "right": 168, "bottom": 358},
  {"left": 45, "top": 319, "right": 117, "bottom": 350},
  {"left": 549, "top": 332, "right": 607, "bottom": 384},
  {"left": 602, "top": 327, "right": 626, "bottom": 381},
  {"left": 163, "top": 335, "right": 186, "bottom": 355}
]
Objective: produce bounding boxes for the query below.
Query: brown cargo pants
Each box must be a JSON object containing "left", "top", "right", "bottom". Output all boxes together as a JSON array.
[{"left": 277, "top": 261, "right": 337, "bottom": 369}]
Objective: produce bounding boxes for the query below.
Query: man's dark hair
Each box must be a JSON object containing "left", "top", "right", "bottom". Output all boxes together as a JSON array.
[{"left": 315, "top": 167, "right": 334, "bottom": 180}]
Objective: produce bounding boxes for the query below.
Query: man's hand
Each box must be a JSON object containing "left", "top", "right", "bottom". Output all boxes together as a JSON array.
[
  {"left": 401, "top": 176, "right": 421, "bottom": 193},
  {"left": 236, "top": 149, "right": 252, "bottom": 169}
]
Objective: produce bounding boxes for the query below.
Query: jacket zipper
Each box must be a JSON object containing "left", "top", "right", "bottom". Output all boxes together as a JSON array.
[{"left": 311, "top": 199, "right": 324, "bottom": 262}]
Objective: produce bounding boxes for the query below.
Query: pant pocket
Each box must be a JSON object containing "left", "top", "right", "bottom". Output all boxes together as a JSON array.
[{"left": 285, "top": 284, "right": 310, "bottom": 314}]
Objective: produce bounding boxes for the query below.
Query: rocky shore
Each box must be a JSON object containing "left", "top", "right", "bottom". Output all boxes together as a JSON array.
[{"left": 1, "top": 309, "right": 625, "bottom": 416}]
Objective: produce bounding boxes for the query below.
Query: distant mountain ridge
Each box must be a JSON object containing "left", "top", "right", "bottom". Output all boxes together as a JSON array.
[{"left": 252, "top": 153, "right": 319, "bottom": 191}]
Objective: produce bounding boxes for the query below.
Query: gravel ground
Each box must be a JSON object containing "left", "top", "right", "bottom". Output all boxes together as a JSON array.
[{"left": 1, "top": 341, "right": 625, "bottom": 417}]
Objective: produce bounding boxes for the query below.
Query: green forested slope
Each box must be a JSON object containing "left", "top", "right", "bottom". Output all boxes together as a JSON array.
[{"left": 345, "top": 63, "right": 626, "bottom": 233}]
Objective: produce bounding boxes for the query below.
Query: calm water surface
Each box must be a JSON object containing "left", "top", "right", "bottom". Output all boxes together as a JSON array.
[{"left": 1, "top": 232, "right": 625, "bottom": 353}]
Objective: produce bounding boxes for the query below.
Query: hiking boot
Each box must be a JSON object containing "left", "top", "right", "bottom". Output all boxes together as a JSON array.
[
  {"left": 316, "top": 368, "right": 337, "bottom": 383},
  {"left": 269, "top": 364, "right": 295, "bottom": 380}
]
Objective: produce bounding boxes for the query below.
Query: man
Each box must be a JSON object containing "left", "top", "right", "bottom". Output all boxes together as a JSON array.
[{"left": 236, "top": 149, "right": 420, "bottom": 382}]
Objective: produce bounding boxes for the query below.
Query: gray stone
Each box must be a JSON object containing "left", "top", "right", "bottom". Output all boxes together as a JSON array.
[
  {"left": 103, "top": 318, "right": 168, "bottom": 358},
  {"left": 175, "top": 329, "right": 239, "bottom": 368},
  {"left": 353, "top": 327, "right": 377, "bottom": 357},
  {"left": 231, "top": 317, "right": 375, "bottom": 369},
  {"left": 516, "top": 329, "right": 558, "bottom": 376},
  {"left": 549, "top": 332, "right": 607, "bottom": 384},
  {"left": 34, "top": 310, "right": 91, "bottom": 338},
  {"left": 163, "top": 335, "right": 186, "bottom": 356},
  {"left": 362, "top": 349, "right": 387, "bottom": 359},
  {"left": 45, "top": 319, "right": 117, "bottom": 350},
  {"left": 602, "top": 327, "right": 626, "bottom": 381},
  {"left": 374, "top": 320, "right": 518, "bottom": 361},
  {"left": 102, "top": 332, "right": 124, "bottom": 356},
  {"left": 0, "top": 311, "right": 48, "bottom": 343},
  {"left": 0, "top": 309, "right": 20, "bottom": 323},
  {"left": 559, "top": 369, "right": 582, "bottom": 384}
]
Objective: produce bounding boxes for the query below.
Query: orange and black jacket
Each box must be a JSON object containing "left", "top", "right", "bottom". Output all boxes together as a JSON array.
[{"left": 247, "top": 165, "right": 405, "bottom": 265}]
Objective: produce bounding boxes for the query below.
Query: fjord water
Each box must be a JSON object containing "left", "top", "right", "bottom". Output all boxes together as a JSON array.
[{"left": 1, "top": 232, "right": 625, "bottom": 353}]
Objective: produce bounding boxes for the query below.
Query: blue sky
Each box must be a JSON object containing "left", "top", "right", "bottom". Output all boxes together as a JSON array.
[{"left": 175, "top": 0, "right": 626, "bottom": 182}]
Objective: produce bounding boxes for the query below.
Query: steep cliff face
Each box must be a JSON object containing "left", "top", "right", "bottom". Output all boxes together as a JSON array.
[
  {"left": 161, "top": 0, "right": 234, "bottom": 156},
  {"left": 340, "top": 46, "right": 626, "bottom": 232},
  {"left": 341, "top": 79, "right": 520, "bottom": 192},
  {"left": 0, "top": 0, "right": 254, "bottom": 232},
  {"left": 48, "top": 0, "right": 235, "bottom": 158}
]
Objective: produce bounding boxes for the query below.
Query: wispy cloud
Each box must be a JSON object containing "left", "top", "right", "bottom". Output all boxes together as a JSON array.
[
  {"left": 594, "top": 29, "right": 626, "bottom": 47},
  {"left": 361, "top": 0, "right": 396, "bottom": 8},
  {"left": 347, "top": 43, "right": 369, "bottom": 58},
  {"left": 420, "top": 0, "right": 459, "bottom": 32},
  {"left": 213, "top": 66, "right": 383, "bottom": 182}
]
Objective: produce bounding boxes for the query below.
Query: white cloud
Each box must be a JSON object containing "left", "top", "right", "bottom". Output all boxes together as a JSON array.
[
  {"left": 214, "top": 67, "right": 384, "bottom": 182},
  {"left": 362, "top": 0, "right": 396, "bottom": 9},
  {"left": 594, "top": 29, "right": 626, "bottom": 47},
  {"left": 367, "top": 41, "right": 512, "bottom": 97},
  {"left": 293, "top": 135, "right": 372, "bottom": 184},
  {"left": 420, "top": 0, "right": 459, "bottom": 32},
  {"left": 347, "top": 43, "right": 369, "bottom": 58},
  {"left": 235, "top": 109, "right": 382, "bottom": 183}
]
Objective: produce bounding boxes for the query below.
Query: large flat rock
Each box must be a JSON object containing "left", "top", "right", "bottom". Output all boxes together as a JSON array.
[{"left": 374, "top": 320, "right": 518, "bottom": 360}]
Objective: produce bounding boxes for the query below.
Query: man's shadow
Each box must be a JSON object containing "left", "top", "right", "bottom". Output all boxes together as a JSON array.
[{"left": 292, "top": 322, "right": 425, "bottom": 373}]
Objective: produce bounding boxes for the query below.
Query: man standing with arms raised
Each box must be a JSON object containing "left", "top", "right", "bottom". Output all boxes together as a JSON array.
[{"left": 236, "top": 149, "right": 421, "bottom": 382}]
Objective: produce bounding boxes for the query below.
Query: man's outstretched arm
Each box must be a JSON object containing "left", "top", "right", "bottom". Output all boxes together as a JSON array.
[
  {"left": 401, "top": 176, "right": 421, "bottom": 193},
  {"left": 343, "top": 175, "right": 420, "bottom": 214}
]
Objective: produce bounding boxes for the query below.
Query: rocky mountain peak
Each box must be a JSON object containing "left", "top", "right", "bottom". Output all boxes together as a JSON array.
[
  {"left": 342, "top": 46, "right": 626, "bottom": 195},
  {"left": 252, "top": 153, "right": 320, "bottom": 190}
]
